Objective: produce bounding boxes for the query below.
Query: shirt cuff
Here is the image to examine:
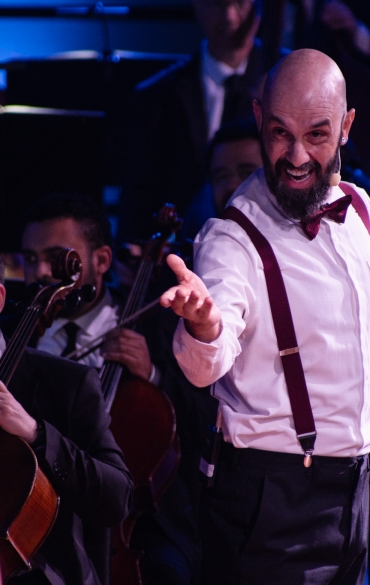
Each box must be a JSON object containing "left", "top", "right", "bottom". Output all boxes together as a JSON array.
[{"left": 148, "top": 363, "right": 162, "bottom": 386}]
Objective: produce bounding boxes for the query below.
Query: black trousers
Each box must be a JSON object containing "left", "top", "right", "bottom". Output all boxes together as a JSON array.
[
  {"left": 7, "top": 570, "right": 50, "bottom": 584},
  {"left": 200, "top": 443, "right": 369, "bottom": 585}
]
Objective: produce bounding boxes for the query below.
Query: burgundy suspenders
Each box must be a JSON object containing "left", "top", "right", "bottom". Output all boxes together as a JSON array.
[
  {"left": 339, "top": 182, "right": 370, "bottom": 234},
  {"left": 222, "top": 182, "right": 370, "bottom": 466}
]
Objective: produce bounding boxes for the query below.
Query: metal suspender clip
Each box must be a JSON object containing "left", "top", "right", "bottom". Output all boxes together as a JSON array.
[{"left": 298, "top": 432, "right": 317, "bottom": 467}]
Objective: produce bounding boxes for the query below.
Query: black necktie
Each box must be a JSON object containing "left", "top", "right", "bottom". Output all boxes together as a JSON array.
[
  {"left": 61, "top": 322, "right": 79, "bottom": 358},
  {"left": 221, "top": 74, "right": 242, "bottom": 125},
  {"left": 300, "top": 194, "right": 352, "bottom": 240}
]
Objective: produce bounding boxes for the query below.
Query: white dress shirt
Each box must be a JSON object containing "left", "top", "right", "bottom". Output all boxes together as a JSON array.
[
  {"left": 174, "top": 167, "right": 370, "bottom": 457},
  {"left": 200, "top": 40, "right": 248, "bottom": 140},
  {"left": 37, "top": 288, "right": 120, "bottom": 368}
]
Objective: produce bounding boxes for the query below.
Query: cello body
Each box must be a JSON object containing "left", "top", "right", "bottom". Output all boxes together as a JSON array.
[
  {"left": 108, "top": 377, "right": 181, "bottom": 585},
  {"left": 99, "top": 206, "right": 182, "bottom": 584},
  {"left": 0, "top": 430, "right": 59, "bottom": 583},
  {"left": 0, "top": 249, "right": 86, "bottom": 582}
]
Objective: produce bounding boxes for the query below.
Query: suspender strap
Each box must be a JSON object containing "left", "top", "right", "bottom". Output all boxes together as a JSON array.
[
  {"left": 222, "top": 206, "right": 316, "bottom": 464},
  {"left": 222, "top": 186, "right": 369, "bottom": 463},
  {"left": 339, "top": 181, "right": 370, "bottom": 235}
]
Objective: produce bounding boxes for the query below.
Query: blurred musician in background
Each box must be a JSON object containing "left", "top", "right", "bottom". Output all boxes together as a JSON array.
[
  {"left": 182, "top": 116, "right": 263, "bottom": 240},
  {"left": 118, "top": 0, "right": 264, "bottom": 243}
]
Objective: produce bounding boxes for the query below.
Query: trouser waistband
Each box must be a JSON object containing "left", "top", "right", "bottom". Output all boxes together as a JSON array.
[{"left": 219, "top": 440, "right": 369, "bottom": 471}]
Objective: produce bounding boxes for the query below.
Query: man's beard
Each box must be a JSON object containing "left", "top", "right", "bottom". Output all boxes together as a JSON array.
[{"left": 262, "top": 142, "right": 340, "bottom": 220}]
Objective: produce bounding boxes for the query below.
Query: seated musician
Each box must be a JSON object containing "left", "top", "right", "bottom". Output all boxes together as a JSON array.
[
  {"left": 0, "top": 254, "right": 133, "bottom": 585},
  {"left": 19, "top": 192, "right": 160, "bottom": 384}
]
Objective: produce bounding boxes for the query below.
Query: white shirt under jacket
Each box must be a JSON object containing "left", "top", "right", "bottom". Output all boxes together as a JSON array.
[
  {"left": 173, "top": 167, "right": 370, "bottom": 457},
  {"left": 38, "top": 288, "right": 119, "bottom": 368}
]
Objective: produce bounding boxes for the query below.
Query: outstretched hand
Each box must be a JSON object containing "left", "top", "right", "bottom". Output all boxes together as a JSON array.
[{"left": 160, "top": 254, "right": 221, "bottom": 343}]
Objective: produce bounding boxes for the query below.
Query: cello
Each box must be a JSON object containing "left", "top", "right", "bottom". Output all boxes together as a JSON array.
[
  {"left": 0, "top": 249, "right": 92, "bottom": 583},
  {"left": 99, "top": 205, "right": 182, "bottom": 585}
]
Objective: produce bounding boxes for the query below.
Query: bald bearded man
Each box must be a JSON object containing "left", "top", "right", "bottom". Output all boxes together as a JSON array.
[{"left": 160, "top": 49, "right": 370, "bottom": 584}]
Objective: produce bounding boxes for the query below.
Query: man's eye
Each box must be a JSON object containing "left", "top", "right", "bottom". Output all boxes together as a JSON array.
[
  {"left": 23, "top": 253, "right": 37, "bottom": 266},
  {"left": 272, "top": 128, "right": 287, "bottom": 138},
  {"left": 308, "top": 131, "right": 327, "bottom": 142}
]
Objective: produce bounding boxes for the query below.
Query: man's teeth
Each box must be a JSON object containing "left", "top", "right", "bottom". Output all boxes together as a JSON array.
[{"left": 286, "top": 169, "right": 311, "bottom": 181}]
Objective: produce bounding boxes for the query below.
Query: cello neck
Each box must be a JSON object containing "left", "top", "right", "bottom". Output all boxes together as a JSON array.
[
  {"left": 99, "top": 255, "right": 155, "bottom": 409},
  {"left": 0, "top": 249, "right": 84, "bottom": 387},
  {"left": 99, "top": 204, "right": 183, "bottom": 409},
  {"left": 0, "top": 305, "right": 42, "bottom": 386}
]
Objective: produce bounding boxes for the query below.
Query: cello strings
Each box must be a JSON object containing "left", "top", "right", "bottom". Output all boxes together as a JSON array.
[
  {"left": 0, "top": 306, "right": 40, "bottom": 384},
  {"left": 1, "top": 309, "right": 40, "bottom": 381},
  {"left": 68, "top": 257, "right": 157, "bottom": 362},
  {"left": 119, "top": 258, "right": 153, "bottom": 325},
  {"left": 99, "top": 256, "right": 155, "bottom": 404}
]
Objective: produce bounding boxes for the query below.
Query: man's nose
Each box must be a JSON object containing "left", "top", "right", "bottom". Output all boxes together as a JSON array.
[
  {"left": 223, "top": 2, "right": 242, "bottom": 24},
  {"left": 36, "top": 261, "right": 53, "bottom": 284},
  {"left": 285, "top": 140, "right": 310, "bottom": 168}
]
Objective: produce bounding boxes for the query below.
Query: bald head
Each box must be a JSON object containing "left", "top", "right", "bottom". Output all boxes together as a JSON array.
[{"left": 263, "top": 49, "right": 347, "bottom": 118}]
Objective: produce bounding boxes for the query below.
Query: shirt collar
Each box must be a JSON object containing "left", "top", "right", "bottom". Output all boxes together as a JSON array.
[
  {"left": 201, "top": 39, "right": 248, "bottom": 86},
  {"left": 50, "top": 287, "right": 118, "bottom": 337}
]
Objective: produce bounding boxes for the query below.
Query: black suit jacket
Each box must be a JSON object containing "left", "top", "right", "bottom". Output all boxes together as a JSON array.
[
  {"left": 6, "top": 348, "right": 133, "bottom": 585},
  {"left": 118, "top": 40, "right": 265, "bottom": 242}
]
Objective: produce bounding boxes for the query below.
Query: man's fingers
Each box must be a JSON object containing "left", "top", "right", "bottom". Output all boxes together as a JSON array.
[
  {"left": 160, "top": 285, "right": 190, "bottom": 308},
  {"left": 166, "top": 254, "right": 189, "bottom": 282}
]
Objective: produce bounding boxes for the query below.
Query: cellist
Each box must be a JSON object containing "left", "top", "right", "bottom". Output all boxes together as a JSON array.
[{"left": 0, "top": 252, "right": 132, "bottom": 585}]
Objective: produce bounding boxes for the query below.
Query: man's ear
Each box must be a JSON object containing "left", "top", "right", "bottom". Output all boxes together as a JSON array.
[
  {"left": 342, "top": 108, "right": 355, "bottom": 143},
  {"left": 253, "top": 99, "right": 262, "bottom": 132},
  {"left": 93, "top": 245, "right": 113, "bottom": 276},
  {"left": 0, "top": 283, "right": 6, "bottom": 313}
]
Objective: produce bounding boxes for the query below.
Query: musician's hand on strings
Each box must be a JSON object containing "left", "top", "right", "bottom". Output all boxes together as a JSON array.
[
  {"left": 101, "top": 328, "right": 152, "bottom": 380},
  {"left": 160, "top": 254, "right": 221, "bottom": 343},
  {"left": 0, "top": 381, "right": 37, "bottom": 443}
]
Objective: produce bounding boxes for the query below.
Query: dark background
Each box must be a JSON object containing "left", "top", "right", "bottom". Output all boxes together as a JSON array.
[
  {"left": 0, "top": 1, "right": 370, "bottom": 252},
  {"left": 0, "top": 1, "right": 202, "bottom": 251}
]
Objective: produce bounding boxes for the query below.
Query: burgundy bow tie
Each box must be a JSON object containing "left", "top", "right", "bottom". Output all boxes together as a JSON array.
[{"left": 300, "top": 194, "right": 352, "bottom": 240}]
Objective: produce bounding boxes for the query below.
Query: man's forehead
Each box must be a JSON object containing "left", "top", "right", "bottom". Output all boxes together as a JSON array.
[
  {"left": 264, "top": 93, "right": 343, "bottom": 131},
  {"left": 22, "top": 218, "right": 87, "bottom": 247},
  {"left": 212, "top": 138, "right": 260, "bottom": 163},
  {"left": 267, "top": 108, "right": 335, "bottom": 125},
  {"left": 22, "top": 244, "right": 65, "bottom": 255}
]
